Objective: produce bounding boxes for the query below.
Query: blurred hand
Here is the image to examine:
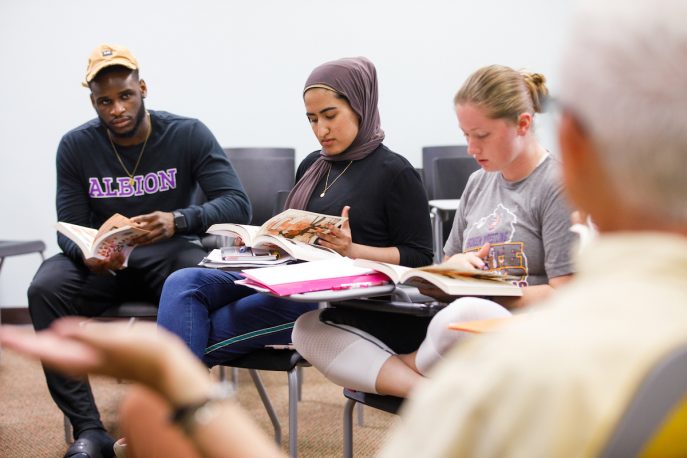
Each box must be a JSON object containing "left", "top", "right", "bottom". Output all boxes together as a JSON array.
[
  {"left": 130, "top": 211, "right": 175, "bottom": 245},
  {"left": 315, "top": 206, "right": 354, "bottom": 257}
]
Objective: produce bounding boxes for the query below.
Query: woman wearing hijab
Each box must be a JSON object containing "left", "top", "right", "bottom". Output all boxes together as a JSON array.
[{"left": 156, "top": 57, "right": 434, "bottom": 367}]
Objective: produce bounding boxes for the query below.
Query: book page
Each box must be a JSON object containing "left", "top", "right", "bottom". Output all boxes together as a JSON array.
[
  {"left": 257, "top": 209, "right": 344, "bottom": 244},
  {"left": 418, "top": 262, "right": 513, "bottom": 281},
  {"left": 352, "top": 259, "right": 410, "bottom": 284},
  {"left": 55, "top": 222, "right": 97, "bottom": 256},
  {"left": 95, "top": 213, "right": 137, "bottom": 240},
  {"left": 403, "top": 271, "right": 522, "bottom": 297}
]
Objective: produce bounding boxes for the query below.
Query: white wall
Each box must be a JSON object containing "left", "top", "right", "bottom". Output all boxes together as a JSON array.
[{"left": 0, "top": 0, "right": 572, "bottom": 306}]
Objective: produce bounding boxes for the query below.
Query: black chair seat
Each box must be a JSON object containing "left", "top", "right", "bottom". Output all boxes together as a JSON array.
[
  {"left": 343, "top": 388, "right": 404, "bottom": 415},
  {"left": 98, "top": 301, "right": 158, "bottom": 318},
  {"left": 227, "top": 348, "right": 307, "bottom": 372}
]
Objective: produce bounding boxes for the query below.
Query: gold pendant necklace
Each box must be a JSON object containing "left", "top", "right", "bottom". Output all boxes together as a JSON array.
[
  {"left": 320, "top": 160, "right": 354, "bottom": 198},
  {"left": 107, "top": 112, "right": 151, "bottom": 185}
]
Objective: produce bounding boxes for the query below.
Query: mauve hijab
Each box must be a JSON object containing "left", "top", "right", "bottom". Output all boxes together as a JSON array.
[{"left": 284, "top": 57, "right": 385, "bottom": 210}]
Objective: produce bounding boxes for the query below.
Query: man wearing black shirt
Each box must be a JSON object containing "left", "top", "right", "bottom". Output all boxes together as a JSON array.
[{"left": 28, "top": 44, "right": 251, "bottom": 458}]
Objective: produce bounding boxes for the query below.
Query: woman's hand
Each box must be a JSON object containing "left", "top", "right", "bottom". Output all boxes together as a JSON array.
[
  {"left": 315, "top": 206, "right": 354, "bottom": 257},
  {"left": 445, "top": 243, "right": 491, "bottom": 270}
]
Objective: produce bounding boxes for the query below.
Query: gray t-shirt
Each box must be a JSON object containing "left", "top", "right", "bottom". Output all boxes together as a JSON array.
[{"left": 444, "top": 155, "right": 576, "bottom": 287}]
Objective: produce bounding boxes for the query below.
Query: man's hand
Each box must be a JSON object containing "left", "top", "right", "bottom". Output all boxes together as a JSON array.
[
  {"left": 130, "top": 211, "right": 176, "bottom": 245},
  {"left": 85, "top": 252, "right": 125, "bottom": 274}
]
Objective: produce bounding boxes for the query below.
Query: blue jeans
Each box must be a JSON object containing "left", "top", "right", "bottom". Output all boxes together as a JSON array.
[{"left": 157, "top": 268, "right": 317, "bottom": 367}]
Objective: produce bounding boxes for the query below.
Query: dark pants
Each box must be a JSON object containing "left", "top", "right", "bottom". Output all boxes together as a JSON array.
[{"left": 27, "top": 237, "right": 206, "bottom": 439}]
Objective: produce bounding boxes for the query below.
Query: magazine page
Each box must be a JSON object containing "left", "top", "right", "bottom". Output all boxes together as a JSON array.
[
  {"left": 55, "top": 222, "right": 97, "bottom": 256},
  {"left": 92, "top": 228, "right": 147, "bottom": 261},
  {"left": 257, "top": 209, "right": 344, "bottom": 245},
  {"left": 254, "top": 236, "right": 341, "bottom": 262}
]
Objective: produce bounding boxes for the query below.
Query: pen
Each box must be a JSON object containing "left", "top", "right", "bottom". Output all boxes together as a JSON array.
[{"left": 332, "top": 280, "right": 388, "bottom": 290}]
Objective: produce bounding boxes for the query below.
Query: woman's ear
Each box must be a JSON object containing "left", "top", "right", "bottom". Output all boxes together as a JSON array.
[{"left": 516, "top": 113, "right": 533, "bottom": 135}]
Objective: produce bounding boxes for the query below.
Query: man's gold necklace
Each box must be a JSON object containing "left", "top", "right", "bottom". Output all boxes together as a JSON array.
[
  {"left": 320, "top": 160, "right": 354, "bottom": 198},
  {"left": 107, "top": 112, "right": 151, "bottom": 186}
]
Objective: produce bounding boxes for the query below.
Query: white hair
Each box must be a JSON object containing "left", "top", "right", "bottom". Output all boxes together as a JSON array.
[{"left": 559, "top": 0, "right": 687, "bottom": 222}]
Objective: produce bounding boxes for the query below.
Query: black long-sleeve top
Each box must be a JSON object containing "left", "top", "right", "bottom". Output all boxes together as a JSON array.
[
  {"left": 297, "top": 144, "right": 433, "bottom": 268},
  {"left": 55, "top": 110, "right": 251, "bottom": 262}
]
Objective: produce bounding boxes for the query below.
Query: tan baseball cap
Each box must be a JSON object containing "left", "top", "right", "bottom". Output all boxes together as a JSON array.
[{"left": 83, "top": 44, "right": 139, "bottom": 87}]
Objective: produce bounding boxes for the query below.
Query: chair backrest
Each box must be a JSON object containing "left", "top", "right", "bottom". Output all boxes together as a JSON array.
[
  {"left": 600, "top": 344, "right": 687, "bottom": 457},
  {"left": 273, "top": 189, "right": 291, "bottom": 217},
  {"left": 422, "top": 145, "right": 469, "bottom": 200},
  {"left": 431, "top": 156, "right": 480, "bottom": 200},
  {"left": 223, "top": 148, "right": 296, "bottom": 225}
]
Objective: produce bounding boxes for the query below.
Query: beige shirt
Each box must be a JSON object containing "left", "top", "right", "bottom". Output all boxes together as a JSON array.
[{"left": 379, "top": 233, "right": 687, "bottom": 458}]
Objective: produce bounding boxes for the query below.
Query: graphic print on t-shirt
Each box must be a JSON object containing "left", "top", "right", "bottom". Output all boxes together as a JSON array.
[
  {"left": 87, "top": 168, "right": 178, "bottom": 198},
  {"left": 463, "top": 203, "right": 529, "bottom": 286}
]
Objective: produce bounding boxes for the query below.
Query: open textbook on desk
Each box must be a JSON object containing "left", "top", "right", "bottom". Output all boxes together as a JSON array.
[
  {"left": 207, "top": 209, "right": 344, "bottom": 262},
  {"left": 353, "top": 259, "right": 522, "bottom": 297},
  {"left": 56, "top": 213, "right": 149, "bottom": 265},
  {"left": 236, "top": 258, "right": 390, "bottom": 296}
]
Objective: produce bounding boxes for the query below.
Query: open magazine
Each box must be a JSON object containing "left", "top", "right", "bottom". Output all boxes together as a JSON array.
[
  {"left": 56, "top": 213, "right": 149, "bottom": 265},
  {"left": 207, "top": 209, "right": 344, "bottom": 262},
  {"left": 352, "top": 259, "right": 523, "bottom": 297}
]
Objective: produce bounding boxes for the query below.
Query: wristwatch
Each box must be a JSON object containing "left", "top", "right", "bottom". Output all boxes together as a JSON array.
[{"left": 173, "top": 211, "right": 188, "bottom": 234}]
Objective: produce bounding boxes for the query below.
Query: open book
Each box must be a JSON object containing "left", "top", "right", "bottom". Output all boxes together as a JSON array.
[
  {"left": 352, "top": 259, "right": 523, "bottom": 297},
  {"left": 56, "top": 213, "right": 149, "bottom": 265},
  {"left": 207, "top": 209, "right": 344, "bottom": 262}
]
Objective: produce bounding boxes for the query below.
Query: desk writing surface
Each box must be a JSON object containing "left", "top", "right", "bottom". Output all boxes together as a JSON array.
[{"left": 428, "top": 199, "right": 460, "bottom": 211}]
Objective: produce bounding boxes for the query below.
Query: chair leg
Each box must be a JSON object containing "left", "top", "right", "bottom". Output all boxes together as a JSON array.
[
  {"left": 63, "top": 414, "right": 72, "bottom": 444},
  {"left": 356, "top": 402, "right": 365, "bottom": 426},
  {"left": 232, "top": 367, "right": 240, "bottom": 390},
  {"left": 287, "top": 368, "right": 299, "bottom": 458},
  {"left": 296, "top": 366, "right": 304, "bottom": 401},
  {"left": 248, "top": 369, "right": 282, "bottom": 446},
  {"left": 343, "top": 398, "right": 357, "bottom": 458}
]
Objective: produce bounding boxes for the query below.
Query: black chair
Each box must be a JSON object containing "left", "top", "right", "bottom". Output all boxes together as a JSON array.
[
  {"left": 343, "top": 388, "right": 404, "bottom": 458},
  {"left": 421, "top": 145, "right": 469, "bottom": 200},
  {"left": 220, "top": 348, "right": 309, "bottom": 458},
  {"left": 223, "top": 148, "right": 296, "bottom": 225},
  {"left": 431, "top": 156, "right": 479, "bottom": 201},
  {"left": 430, "top": 156, "right": 480, "bottom": 261},
  {"left": 0, "top": 239, "right": 45, "bottom": 331},
  {"left": 331, "top": 297, "right": 443, "bottom": 458}
]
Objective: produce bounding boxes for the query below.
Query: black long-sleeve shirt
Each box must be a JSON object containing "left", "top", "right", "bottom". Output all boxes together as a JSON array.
[
  {"left": 297, "top": 144, "right": 433, "bottom": 268},
  {"left": 55, "top": 110, "right": 251, "bottom": 262}
]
